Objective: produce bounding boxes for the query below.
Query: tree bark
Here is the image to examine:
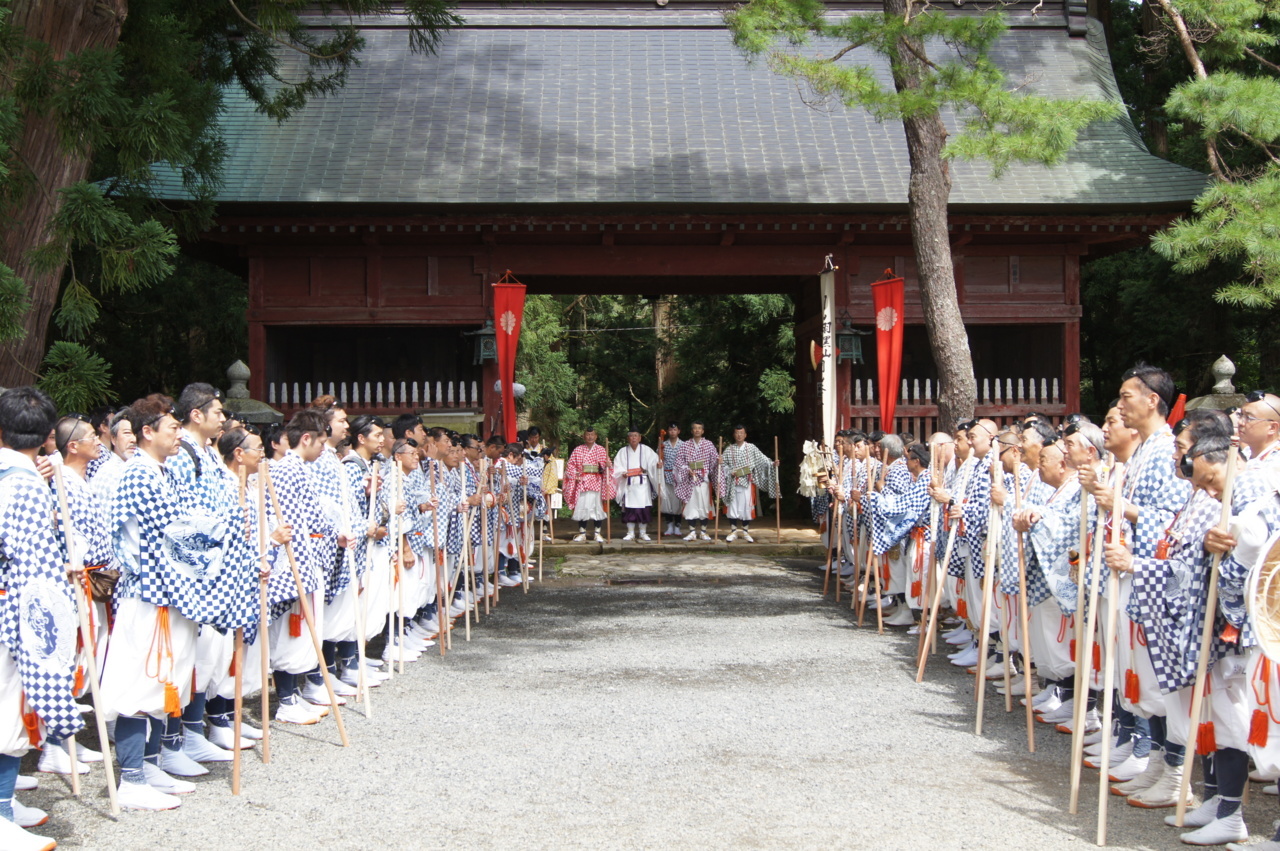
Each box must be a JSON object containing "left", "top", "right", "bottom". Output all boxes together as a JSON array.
[
  {"left": 885, "top": 0, "right": 976, "bottom": 431},
  {"left": 0, "top": 0, "right": 128, "bottom": 388}
]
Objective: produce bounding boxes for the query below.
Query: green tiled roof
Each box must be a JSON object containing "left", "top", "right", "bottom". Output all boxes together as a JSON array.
[{"left": 154, "top": 11, "right": 1206, "bottom": 211}]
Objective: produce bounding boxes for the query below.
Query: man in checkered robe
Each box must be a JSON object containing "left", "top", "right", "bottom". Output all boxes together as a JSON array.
[
  {"left": 1097, "top": 366, "right": 1197, "bottom": 809},
  {"left": 440, "top": 441, "right": 472, "bottom": 616},
  {"left": 261, "top": 411, "right": 331, "bottom": 724},
  {"left": 565, "top": 428, "right": 614, "bottom": 542},
  {"left": 496, "top": 444, "right": 534, "bottom": 585},
  {"left": 865, "top": 441, "right": 932, "bottom": 619},
  {"left": 718, "top": 426, "right": 777, "bottom": 543},
  {"left": 675, "top": 422, "right": 719, "bottom": 541},
  {"left": 659, "top": 425, "right": 685, "bottom": 537},
  {"left": 865, "top": 434, "right": 913, "bottom": 614},
  {"left": 0, "top": 388, "right": 86, "bottom": 840}
]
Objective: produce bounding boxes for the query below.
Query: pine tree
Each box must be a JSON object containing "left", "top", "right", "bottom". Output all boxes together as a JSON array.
[{"left": 724, "top": 0, "right": 1119, "bottom": 428}]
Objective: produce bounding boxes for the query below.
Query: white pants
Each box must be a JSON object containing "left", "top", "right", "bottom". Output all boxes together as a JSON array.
[
  {"left": 1028, "top": 598, "right": 1073, "bottom": 682},
  {"left": 1163, "top": 654, "right": 1250, "bottom": 753},
  {"left": 268, "top": 592, "right": 323, "bottom": 675},
  {"left": 364, "top": 543, "right": 393, "bottom": 642},
  {"left": 324, "top": 584, "right": 359, "bottom": 643},
  {"left": 572, "top": 491, "right": 607, "bottom": 522},
  {"left": 683, "top": 482, "right": 711, "bottom": 521},
  {"left": 0, "top": 647, "right": 31, "bottom": 757},
  {"left": 1247, "top": 646, "right": 1280, "bottom": 776},
  {"left": 99, "top": 598, "right": 198, "bottom": 721},
  {"left": 211, "top": 631, "right": 264, "bottom": 700},
  {"left": 726, "top": 483, "right": 754, "bottom": 522}
]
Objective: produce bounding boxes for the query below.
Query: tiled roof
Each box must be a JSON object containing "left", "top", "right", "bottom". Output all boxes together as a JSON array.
[{"left": 154, "top": 11, "right": 1206, "bottom": 211}]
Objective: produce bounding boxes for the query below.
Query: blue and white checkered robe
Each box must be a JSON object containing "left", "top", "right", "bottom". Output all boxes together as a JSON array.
[
  {"left": 953, "top": 453, "right": 996, "bottom": 580},
  {"left": 1000, "top": 467, "right": 1052, "bottom": 595},
  {"left": 1128, "top": 487, "right": 1221, "bottom": 693},
  {"left": 263, "top": 453, "right": 324, "bottom": 620},
  {"left": 943, "top": 457, "right": 981, "bottom": 578},
  {"left": 523, "top": 449, "right": 547, "bottom": 519},
  {"left": 379, "top": 463, "right": 415, "bottom": 562},
  {"left": 84, "top": 444, "right": 108, "bottom": 481},
  {"left": 1220, "top": 469, "right": 1280, "bottom": 649},
  {"left": 882, "top": 458, "right": 911, "bottom": 497},
  {"left": 462, "top": 461, "right": 485, "bottom": 548},
  {"left": 0, "top": 455, "right": 86, "bottom": 742},
  {"left": 51, "top": 467, "right": 113, "bottom": 570},
  {"left": 867, "top": 472, "right": 931, "bottom": 556},
  {"left": 1125, "top": 427, "right": 1192, "bottom": 560},
  {"left": 111, "top": 452, "right": 258, "bottom": 630},
  {"left": 408, "top": 462, "right": 440, "bottom": 554},
  {"left": 308, "top": 446, "right": 350, "bottom": 604},
  {"left": 169, "top": 433, "right": 235, "bottom": 516},
  {"left": 440, "top": 466, "right": 467, "bottom": 556},
  {"left": 341, "top": 454, "right": 375, "bottom": 581},
  {"left": 1026, "top": 479, "right": 1084, "bottom": 612}
]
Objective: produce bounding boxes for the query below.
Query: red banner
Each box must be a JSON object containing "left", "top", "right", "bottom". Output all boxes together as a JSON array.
[
  {"left": 870, "top": 273, "right": 905, "bottom": 433},
  {"left": 492, "top": 272, "right": 526, "bottom": 442}
]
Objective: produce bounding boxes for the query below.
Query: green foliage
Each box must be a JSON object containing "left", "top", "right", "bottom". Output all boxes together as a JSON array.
[
  {"left": 515, "top": 295, "right": 582, "bottom": 444},
  {"left": 724, "top": 2, "right": 1120, "bottom": 177},
  {"left": 37, "top": 341, "right": 113, "bottom": 412},
  {"left": 0, "top": 262, "right": 27, "bottom": 344}
]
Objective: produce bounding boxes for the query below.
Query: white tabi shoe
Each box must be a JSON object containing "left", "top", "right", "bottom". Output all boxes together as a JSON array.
[
  {"left": 36, "top": 743, "right": 90, "bottom": 776},
  {"left": 622, "top": 531, "right": 636, "bottom": 542},
  {"left": 984, "top": 658, "right": 1006, "bottom": 680},
  {"left": 1227, "top": 842, "right": 1280, "bottom": 851},
  {"left": 1083, "top": 738, "right": 1132, "bottom": 768},
  {"left": 884, "top": 606, "right": 916, "bottom": 627},
  {"left": 207, "top": 724, "right": 256, "bottom": 750},
  {"left": 498, "top": 573, "right": 521, "bottom": 587},
  {"left": 1251, "top": 767, "right": 1280, "bottom": 782},
  {"left": 1031, "top": 684, "right": 1060, "bottom": 709},
  {"left": 117, "top": 779, "right": 182, "bottom": 812},
  {"left": 1082, "top": 728, "right": 1105, "bottom": 746},
  {"left": 950, "top": 644, "right": 980, "bottom": 668},
  {"left": 594, "top": 533, "right": 605, "bottom": 543},
  {"left": 0, "top": 816, "right": 57, "bottom": 850},
  {"left": 1108, "top": 754, "right": 1150, "bottom": 783},
  {"left": 945, "top": 628, "right": 974, "bottom": 646},
  {"left": 1127, "top": 760, "right": 1192, "bottom": 808},
  {"left": 741, "top": 531, "right": 754, "bottom": 543},
  {"left": 183, "top": 730, "right": 234, "bottom": 763},
  {"left": 1179, "top": 813, "right": 1247, "bottom": 846},
  {"left": 639, "top": 532, "right": 651, "bottom": 542},
  {"left": 382, "top": 644, "right": 422, "bottom": 663},
  {"left": 15, "top": 776, "right": 37, "bottom": 792},
  {"left": 1056, "top": 708, "right": 1100, "bottom": 735},
  {"left": 1112, "top": 750, "right": 1165, "bottom": 796},
  {"left": 1166, "top": 795, "right": 1221, "bottom": 828},
  {"left": 329, "top": 676, "right": 359, "bottom": 697},
  {"left": 942, "top": 624, "right": 968, "bottom": 640},
  {"left": 275, "top": 700, "right": 319, "bottom": 726},
  {"left": 1036, "top": 698, "right": 1075, "bottom": 725},
  {"left": 572, "top": 533, "right": 587, "bottom": 543},
  {"left": 699, "top": 532, "right": 712, "bottom": 541},
  {"left": 160, "top": 745, "right": 209, "bottom": 777},
  {"left": 448, "top": 598, "right": 468, "bottom": 618},
  {"left": 13, "top": 798, "right": 47, "bottom": 828},
  {"left": 301, "top": 680, "right": 347, "bottom": 706},
  {"left": 144, "top": 762, "right": 196, "bottom": 795},
  {"left": 1266, "top": 784, "right": 1279, "bottom": 796},
  {"left": 725, "top": 531, "right": 738, "bottom": 542},
  {"left": 683, "top": 531, "right": 697, "bottom": 542}
]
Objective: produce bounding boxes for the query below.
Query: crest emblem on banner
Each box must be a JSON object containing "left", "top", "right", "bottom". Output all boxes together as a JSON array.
[
  {"left": 500, "top": 310, "right": 517, "bottom": 335},
  {"left": 876, "top": 306, "right": 899, "bottom": 332}
]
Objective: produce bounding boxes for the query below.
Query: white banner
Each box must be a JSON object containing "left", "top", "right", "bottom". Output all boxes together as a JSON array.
[{"left": 820, "top": 269, "right": 836, "bottom": 449}]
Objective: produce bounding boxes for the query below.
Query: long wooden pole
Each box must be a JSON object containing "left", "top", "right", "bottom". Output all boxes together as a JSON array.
[
  {"left": 975, "top": 461, "right": 1001, "bottom": 734},
  {"left": 1069, "top": 501, "right": 1107, "bottom": 813},
  {"left": 1096, "top": 464, "right": 1127, "bottom": 846},
  {"left": 256, "top": 473, "right": 271, "bottom": 763},
  {"left": 481, "top": 459, "right": 491, "bottom": 616},
  {"left": 232, "top": 628, "right": 244, "bottom": 794},
  {"left": 916, "top": 510, "right": 961, "bottom": 681},
  {"left": 50, "top": 466, "right": 116, "bottom": 811},
  {"left": 916, "top": 450, "right": 941, "bottom": 662},
  {"left": 1014, "top": 466, "right": 1036, "bottom": 753},
  {"left": 431, "top": 460, "right": 449, "bottom": 655},
  {"left": 1173, "top": 447, "right": 1240, "bottom": 826},
  {"left": 714, "top": 437, "right": 724, "bottom": 542},
  {"left": 823, "top": 453, "right": 840, "bottom": 599},
  {"left": 774, "top": 435, "right": 782, "bottom": 544},
  {"left": 355, "top": 458, "right": 376, "bottom": 717},
  {"left": 657, "top": 441, "right": 664, "bottom": 543},
  {"left": 394, "top": 465, "right": 406, "bottom": 674},
  {"left": 604, "top": 438, "right": 612, "bottom": 544},
  {"left": 263, "top": 465, "right": 350, "bottom": 748}
]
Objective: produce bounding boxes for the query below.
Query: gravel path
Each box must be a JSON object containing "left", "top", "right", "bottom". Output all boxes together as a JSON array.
[{"left": 31, "top": 556, "right": 1280, "bottom": 849}]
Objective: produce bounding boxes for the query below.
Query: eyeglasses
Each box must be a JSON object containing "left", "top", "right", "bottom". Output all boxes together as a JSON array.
[
  {"left": 1238, "top": 412, "right": 1279, "bottom": 427},
  {"left": 1245, "top": 390, "right": 1280, "bottom": 422}
]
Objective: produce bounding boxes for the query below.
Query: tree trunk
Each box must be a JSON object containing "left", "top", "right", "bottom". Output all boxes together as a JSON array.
[
  {"left": 0, "top": 0, "right": 127, "bottom": 388},
  {"left": 885, "top": 0, "right": 976, "bottom": 432}
]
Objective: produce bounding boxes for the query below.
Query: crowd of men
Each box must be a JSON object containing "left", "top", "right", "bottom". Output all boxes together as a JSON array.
[
  {"left": 0, "top": 383, "right": 566, "bottom": 849},
  {"left": 808, "top": 364, "right": 1280, "bottom": 849}
]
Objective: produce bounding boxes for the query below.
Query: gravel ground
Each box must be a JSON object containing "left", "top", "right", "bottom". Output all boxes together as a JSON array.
[{"left": 30, "top": 556, "right": 1280, "bottom": 850}]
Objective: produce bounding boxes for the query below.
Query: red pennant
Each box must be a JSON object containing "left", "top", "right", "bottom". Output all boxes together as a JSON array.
[
  {"left": 870, "top": 271, "right": 905, "bottom": 433},
  {"left": 1167, "top": 392, "right": 1187, "bottom": 425},
  {"left": 492, "top": 272, "right": 527, "bottom": 443}
]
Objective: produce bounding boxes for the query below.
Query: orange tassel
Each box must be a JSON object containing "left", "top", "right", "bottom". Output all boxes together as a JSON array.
[
  {"left": 73, "top": 666, "right": 84, "bottom": 694},
  {"left": 22, "top": 709, "right": 39, "bottom": 746},
  {"left": 290, "top": 613, "right": 303, "bottom": 638},
  {"left": 228, "top": 653, "right": 237, "bottom": 678},
  {"left": 1069, "top": 639, "right": 1076, "bottom": 663},
  {"left": 1124, "top": 669, "right": 1140, "bottom": 703},
  {"left": 956, "top": 599, "right": 968, "bottom": 620},
  {"left": 1250, "top": 709, "right": 1269, "bottom": 748},
  {"left": 1092, "top": 644, "right": 1101, "bottom": 672},
  {"left": 911, "top": 580, "right": 922, "bottom": 599},
  {"left": 164, "top": 682, "right": 181, "bottom": 717},
  {"left": 1196, "top": 721, "right": 1217, "bottom": 755}
]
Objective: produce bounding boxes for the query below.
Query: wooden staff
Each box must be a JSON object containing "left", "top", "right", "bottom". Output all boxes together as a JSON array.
[
  {"left": 916, "top": 450, "right": 941, "bottom": 662},
  {"left": 974, "top": 462, "right": 1001, "bottom": 735},
  {"left": 256, "top": 472, "right": 271, "bottom": 763},
  {"left": 657, "top": 440, "right": 665, "bottom": 542},
  {"left": 462, "top": 503, "right": 475, "bottom": 642},
  {"left": 491, "top": 461, "right": 503, "bottom": 608},
  {"left": 481, "top": 459, "right": 491, "bottom": 616},
  {"left": 822, "top": 451, "right": 841, "bottom": 599},
  {"left": 231, "top": 628, "right": 245, "bottom": 793},
  {"left": 394, "top": 464, "right": 406, "bottom": 675},
  {"left": 859, "top": 456, "right": 889, "bottom": 634},
  {"left": 774, "top": 435, "right": 782, "bottom": 544},
  {"left": 1014, "top": 462, "right": 1036, "bottom": 753},
  {"left": 714, "top": 437, "right": 724, "bottom": 542},
  {"left": 354, "top": 457, "right": 377, "bottom": 717},
  {"left": 1174, "top": 447, "right": 1240, "bottom": 826},
  {"left": 538, "top": 515, "right": 545, "bottom": 582},
  {"left": 917, "top": 509, "right": 962, "bottom": 680},
  {"left": 49, "top": 466, "right": 102, "bottom": 806},
  {"left": 1095, "top": 464, "right": 1127, "bottom": 846},
  {"left": 1069, "top": 501, "right": 1107, "bottom": 813},
  {"left": 262, "top": 465, "right": 349, "bottom": 747},
  {"left": 604, "top": 438, "right": 612, "bottom": 544},
  {"left": 521, "top": 475, "right": 531, "bottom": 593}
]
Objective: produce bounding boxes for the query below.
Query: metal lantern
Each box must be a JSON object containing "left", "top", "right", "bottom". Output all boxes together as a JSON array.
[
  {"left": 836, "top": 313, "right": 869, "bottom": 364},
  {"left": 464, "top": 320, "right": 498, "bottom": 365}
]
